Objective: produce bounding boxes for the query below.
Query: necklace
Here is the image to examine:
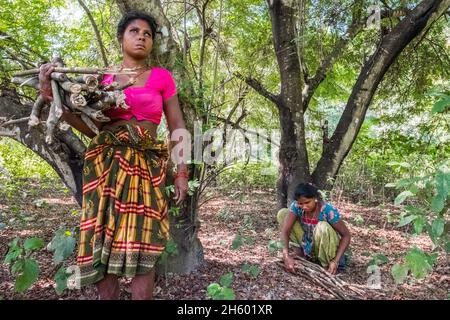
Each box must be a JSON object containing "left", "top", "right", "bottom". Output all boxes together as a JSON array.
[{"left": 119, "top": 64, "right": 149, "bottom": 84}]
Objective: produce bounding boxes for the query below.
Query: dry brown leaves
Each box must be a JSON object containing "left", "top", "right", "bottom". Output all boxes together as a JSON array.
[{"left": 0, "top": 184, "right": 448, "bottom": 300}]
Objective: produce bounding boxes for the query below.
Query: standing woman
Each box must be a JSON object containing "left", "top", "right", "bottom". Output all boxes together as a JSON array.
[{"left": 39, "top": 11, "right": 188, "bottom": 300}]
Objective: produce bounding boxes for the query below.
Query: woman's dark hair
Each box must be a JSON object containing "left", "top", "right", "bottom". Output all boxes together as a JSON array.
[
  {"left": 294, "top": 183, "right": 323, "bottom": 201},
  {"left": 117, "top": 11, "right": 158, "bottom": 40}
]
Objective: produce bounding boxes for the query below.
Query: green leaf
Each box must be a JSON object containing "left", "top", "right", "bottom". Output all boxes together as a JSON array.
[
  {"left": 221, "top": 287, "right": 236, "bottom": 300},
  {"left": 267, "top": 240, "right": 283, "bottom": 253},
  {"left": 15, "top": 259, "right": 39, "bottom": 293},
  {"left": 435, "top": 169, "right": 450, "bottom": 199},
  {"left": 207, "top": 283, "right": 221, "bottom": 298},
  {"left": 231, "top": 234, "right": 243, "bottom": 250},
  {"left": 404, "top": 205, "right": 423, "bottom": 215},
  {"left": 353, "top": 215, "right": 364, "bottom": 226},
  {"left": 385, "top": 182, "right": 397, "bottom": 188},
  {"left": 394, "top": 191, "right": 414, "bottom": 205},
  {"left": 165, "top": 185, "right": 175, "bottom": 197},
  {"left": 48, "top": 230, "right": 76, "bottom": 264},
  {"left": 431, "top": 218, "right": 445, "bottom": 238},
  {"left": 33, "top": 199, "right": 49, "bottom": 209},
  {"left": 187, "top": 180, "right": 200, "bottom": 196},
  {"left": 413, "top": 216, "right": 426, "bottom": 234},
  {"left": 405, "top": 247, "right": 435, "bottom": 279},
  {"left": 445, "top": 241, "right": 450, "bottom": 253},
  {"left": 397, "top": 215, "right": 417, "bottom": 228},
  {"left": 164, "top": 239, "right": 178, "bottom": 256},
  {"left": 369, "top": 254, "right": 389, "bottom": 266},
  {"left": 431, "top": 195, "right": 445, "bottom": 213},
  {"left": 4, "top": 246, "right": 23, "bottom": 264},
  {"left": 426, "top": 253, "right": 438, "bottom": 266},
  {"left": 431, "top": 96, "right": 450, "bottom": 113},
  {"left": 242, "top": 263, "right": 261, "bottom": 278},
  {"left": 391, "top": 263, "right": 409, "bottom": 284},
  {"left": 168, "top": 206, "right": 180, "bottom": 217},
  {"left": 387, "top": 161, "right": 411, "bottom": 168},
  {"left": 219, "top": 272, "right": 233, "bottom": 287},
  {"left": 11, "top": 260, "right": 24, "bottom": 276},
  {"left": 54, "top": 267, "right": 69, "bottom": 295},
  {"left": 24, "top": 238, "right": 44, "bottom": 251}
]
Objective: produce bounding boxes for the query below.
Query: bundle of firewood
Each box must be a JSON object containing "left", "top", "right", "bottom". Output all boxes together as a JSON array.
[
  {"left": 277, "top": 257, "right": 369, "bottom": 300},
  {"left": 11, "top": 57, "right": 139, "bottom": 144}
]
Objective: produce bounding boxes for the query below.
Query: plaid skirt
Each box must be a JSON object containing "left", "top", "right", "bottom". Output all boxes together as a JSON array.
[{"left": 76, "top": 124, "right": 170, "bottom": 287}]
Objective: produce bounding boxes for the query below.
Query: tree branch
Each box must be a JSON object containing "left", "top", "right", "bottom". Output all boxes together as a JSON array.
[
  {"left": 313, "top": 0, "right": 450, "bottom": 189},
  {"left": 0, "top": 31, "right": 47, "bottom": 61},
  {"left": 213, "top": 115, "right": 280, "bottom": 148},
  {"left": 234, "top": 72, "right": 280, "bottom": 106},
  {"left": 77, "top": 0, "right": 109, "bottom": 67},
  {"left": 303, "top": 5, "right": 413, "bottom": 112}
]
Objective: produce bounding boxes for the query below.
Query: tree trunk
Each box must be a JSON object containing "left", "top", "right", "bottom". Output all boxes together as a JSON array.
[
  {"left": 312, "top": 0, "right": 450, "bottom": 190},
  {"left": 268, "top": 0, "right": 311, "bottom": 208},
  {"left": 0, "top": 93, "right": 85, "bottom": 205},
  {"left": 115, "top": 0, "right": 204, "bottom": 274}
]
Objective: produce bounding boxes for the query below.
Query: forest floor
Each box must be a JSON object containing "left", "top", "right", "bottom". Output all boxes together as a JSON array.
[{"left": 0, "top": 178, "right": 448, "bottom": 300}]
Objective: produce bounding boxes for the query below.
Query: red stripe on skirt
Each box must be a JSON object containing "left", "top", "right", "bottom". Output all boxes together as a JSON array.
[
  {"left": 77, "top": 256, "right": 93, "bottom": 263},
  {"left": 114, "top": 153, "right": 152, "bottom": 180},
  {"left": 82, "top": 168, "right": 111, "bottom": 194},
  {"left": 84, "top": 145, "right": 106, "bottom": 159}
]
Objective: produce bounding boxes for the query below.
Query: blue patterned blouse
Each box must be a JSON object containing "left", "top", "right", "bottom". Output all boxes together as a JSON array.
[{"left": 289, "top": 201, "right": 341, "bottom": 258}]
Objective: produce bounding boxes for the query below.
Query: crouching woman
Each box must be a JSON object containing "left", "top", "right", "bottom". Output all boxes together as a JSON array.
[{"left": 278, "top": 183, "right": 351, "bottom": 275}]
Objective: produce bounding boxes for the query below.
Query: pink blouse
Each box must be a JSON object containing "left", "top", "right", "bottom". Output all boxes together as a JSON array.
[{"left": 101, "top": 67, "right": 177, "bottom": 125}]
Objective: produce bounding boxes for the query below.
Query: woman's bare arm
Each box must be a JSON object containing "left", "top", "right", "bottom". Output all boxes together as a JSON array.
[
  {"left": 281, "top": 211, "right": 297, "bottom": 273},
  {"left": 163, "top": 95, "right": 188, "bottom": 204}
]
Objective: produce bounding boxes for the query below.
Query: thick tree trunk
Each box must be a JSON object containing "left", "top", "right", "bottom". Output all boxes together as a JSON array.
[
  {"left": 0, "top": 94, "right": 85, "bottom": 205},
  {"left": 115, "top": 0, "right": 204, "bottom": 274},
  {"left": 312, "top": 0, "right": 450, "bottom": 189},
  {"left": 268, "top": 0, "right": 311, "bottom": 208}
]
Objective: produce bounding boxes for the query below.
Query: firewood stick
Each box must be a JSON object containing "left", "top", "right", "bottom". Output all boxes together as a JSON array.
[
  {"left": 292, "top": 256, "right": 366, "bottom": 296},
  {"left": 59, "top": 81, "right": 86, "bottom": 94},
  {"left": 80, "top": 113, "right": 99, "bottom": 136},
  {"left": 111, "top": 90, "right": 128, "bottom": 109},
  {"left": 11, "top": 77, "right": 39, "bottom": 89},
  {"left": 51, "top": 80, "right": 63, "bottom": 118},
  {"left": 13, "top": 67, "right": 139, "bottom": 77},
  {"left": 88, "top": 100, "right": 105, "bottom": 110},
  {"left": 278, "top": 256, "right": 368, "bottom": 299},
  {"left": 73, "top": 75, "right": 98, "bottom": 92},
  {"left": 0, "top": 117, "right": 30, "bottom": 127},
  {"left": 116, "top": 78, "right": 136, "bottom": 91},
  {"left": 56, "top": 124, "right": 87, "bottom": 155},
  {"left": 102, "top": 81, "right": 120, "bottom": 91},
  {"left": 70, "top": 93, "right": 87, "bottom": 108},
  {"left": 28, "top": 95, "right": 46, "bottom": 127},
  {"left": 0, "top": 130, "right": 17, "bottom": 137},
  {"left": 45, "top": 81, "right": 63, "bottom": 144},
  {"left": 79, "top": 106, "right": 110, "bottom": 122},
  {"left": 276, "top": 261, "right": 348, "bottom": 299},
  {"left": 50, "top": 72, "right": 68, "bottom": 82},
  {"left": 102, "top": 78, "right": 135, "bottom": 91},
  {"left": 45, "top": 101, "right": 58, "bottom": 144}
]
